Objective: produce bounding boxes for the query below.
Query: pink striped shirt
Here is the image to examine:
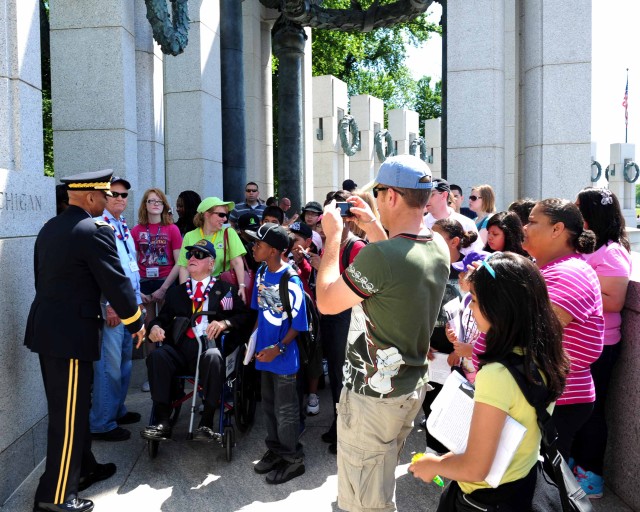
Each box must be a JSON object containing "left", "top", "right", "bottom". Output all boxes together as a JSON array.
[{"left": 541, "top": 254, "right": 604, "bottom": 405}]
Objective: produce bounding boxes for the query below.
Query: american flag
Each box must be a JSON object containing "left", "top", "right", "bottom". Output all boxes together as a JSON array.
[
  {"left": 623, "top": 75, "right": 629, "bottom": 127},
  {"left": 220, "top": 291, "right": 234, "bottom": 311}
]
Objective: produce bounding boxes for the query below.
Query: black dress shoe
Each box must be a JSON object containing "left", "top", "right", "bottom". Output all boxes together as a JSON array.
[
  {"left": 116, "top": 411, "right": 141, "bottom": 425},
  {"left": 34, "top": 497, "right": 94, "bottom": 512},
  {"left": 91, "top": 427, "right": 131, "bottom": 442},
  {"left": 140, "top": 423, "right": 172, "bottom": 441},
  {"left": 78, "top": 462, "right": 117, "bottom": 491}
]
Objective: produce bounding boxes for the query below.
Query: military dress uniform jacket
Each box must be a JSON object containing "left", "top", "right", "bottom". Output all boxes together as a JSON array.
[
  {"left": 24, "top": 205, "right": 143, "bottom": 361},
  {"left": 149, "top": 279, "right": 254, "bottom": 356}
]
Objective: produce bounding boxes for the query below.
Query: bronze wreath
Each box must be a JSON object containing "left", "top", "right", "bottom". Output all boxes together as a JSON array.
[
  {"left": 410, "top": 137, "right": 428, "bottom": 162},
  {"left": 339, "top": 115, "right": 360, "bottom": 156},
  {"left": 144, "top": 0, "right": 190, "bottom": 56},
  {"left": 375, "top": 129, "right": 394, "bottom": 162}
]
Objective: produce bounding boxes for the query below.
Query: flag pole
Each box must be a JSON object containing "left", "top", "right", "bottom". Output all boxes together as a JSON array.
[{"left": 625, "top": 68, "right": 629, "bottom": 143}]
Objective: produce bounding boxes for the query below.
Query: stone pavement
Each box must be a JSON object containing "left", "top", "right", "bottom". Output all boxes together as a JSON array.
[{"left": 3, "top": 361, "right": 634, "bottom": 512}]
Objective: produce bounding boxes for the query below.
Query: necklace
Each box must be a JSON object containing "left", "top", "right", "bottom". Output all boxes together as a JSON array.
[
  {"left": 104, "top": 215, "right": 129, "bottom": 241},
  {"left": 185, "top": 278, "right": 215, "bottom": 303}
]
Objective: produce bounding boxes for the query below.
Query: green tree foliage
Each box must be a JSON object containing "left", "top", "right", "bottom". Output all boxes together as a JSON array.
[
  {"left": 311, "top": 0, "right": 442, "bottom": 134},
  {"left": 414, "top": 76, "right": 442, "bottom": 125},
  {"left": 41, "top": 0, "right": 54, "bottom": 177}
]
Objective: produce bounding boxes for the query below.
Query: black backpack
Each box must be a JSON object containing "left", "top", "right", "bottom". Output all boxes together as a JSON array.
[
  {"left": 258, "top": 265, "right": 320, "bottom": 364},
  {"left": 341, "top": 236, "right": 367, "bottom": 271}
]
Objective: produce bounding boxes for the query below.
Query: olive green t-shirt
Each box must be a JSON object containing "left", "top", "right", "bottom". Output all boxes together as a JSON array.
[{"left": 342, "top": 232, "right": 450, "bottom": 397}]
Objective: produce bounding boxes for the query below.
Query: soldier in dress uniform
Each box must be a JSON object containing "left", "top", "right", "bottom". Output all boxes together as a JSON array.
[{"left": 24, "top": 169, "right": 146, "bottom": 512}]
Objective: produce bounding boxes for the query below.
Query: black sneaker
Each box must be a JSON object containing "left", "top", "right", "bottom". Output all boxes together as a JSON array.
[
  {"left": 91, "top": 427, "right": 131, "bottom": 442},
  {"left": 321, "top": 431, "right": 336, "bottom": 444},
  {"left": 117, "top": 411, "right": 141, "bottom": 425},
  {"left": 254, "top": 449, "right": 283, "bottom": 474},
  {"left": 265, "top": 459, "right": 305, "bottom": 484}
]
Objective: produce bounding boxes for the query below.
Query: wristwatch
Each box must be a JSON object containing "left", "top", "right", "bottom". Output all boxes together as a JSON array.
[{"left": 278, "top": 342, "right": 287, "bottom": 354}]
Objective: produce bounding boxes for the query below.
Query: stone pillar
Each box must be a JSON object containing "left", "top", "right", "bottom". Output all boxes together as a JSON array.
[
  {"left": 242, "top": 4, "right": 275, "bottom": 196},
  {"left": 164, "top": 0, "right": 222, "bottom": 201},
  {"left": 0, "top": 0, "right": 54, "bottom": 503},
  {"left": 424, "top": 118, "right": 442, "bottom": 179},
  {"left": 350, "top": 94, "right": 384, "bottom": 187},
  {"left": 272, "top": 18, "right": 306, "bottom": 213},
  {"left": 134, "top": 0, "right": 165, "bottom": 195},
  {"left": 521, "top": 0, "right": 591, "bottom": 201},
  {"left": 388, "top": 108, "right": 419, "bottom": 156},
  {"left": 608, "top": 143, "right": 636, "bottom": 228},
  {"left": 446, "top": 0, "right": 505, "bottom": 208},
  {"left": 50, "top": 0, "right": 138, "bottom": 211},
  {"left": 302, "top": 27, "right": 314, "bottom": 203},
  {"left": 312, "top": 75, "right": 348, "bottom": 200},
  {"left": 221, "top": 0, "right": 246, "bottom": 201}
]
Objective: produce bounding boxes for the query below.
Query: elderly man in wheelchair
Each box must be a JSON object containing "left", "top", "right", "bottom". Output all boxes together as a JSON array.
[{"left": 140, "top": 239, "right": 254, "bottom": 442}]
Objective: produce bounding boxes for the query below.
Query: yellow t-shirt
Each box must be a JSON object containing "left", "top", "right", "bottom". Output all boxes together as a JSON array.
[
  {"left": 178, "top": 227, "right": 246, "bottom": 277},
  {"left": 459, "top": 361, "right": 554, "bottom": 494}
]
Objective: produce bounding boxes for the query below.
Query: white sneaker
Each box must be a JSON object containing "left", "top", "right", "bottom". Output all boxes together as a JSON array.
[
  {"left": 306, "top": 393, "right": 320, "bottom": 415},
  {"left": 141, "top": 381, "right": 150, "bottom": 392}
]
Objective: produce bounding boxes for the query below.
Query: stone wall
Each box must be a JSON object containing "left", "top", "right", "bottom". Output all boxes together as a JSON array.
[
  {"left": 0, "top": 0, "right": 54, "bottom": 504},
  {"left": 606, "top": 262, "right": 640, "bottom": 510}
]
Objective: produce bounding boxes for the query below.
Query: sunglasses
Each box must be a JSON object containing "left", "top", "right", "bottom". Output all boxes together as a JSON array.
[
  {"left": 146, "top": 199, "right": 162, "bottom": 205},
  {"left": 469, "top": 195, "right": 479, "bottom": 201},
  {"left": 111, "top": 192, "right": 129, "bottom": 198},
  {"left": 186, "top": 250, "right": 210, "bottom": 260},
  {"left": 372, "top": 186, "right": 405, "bottom": 199},
  {"left": 245, "top": 189, "right": 258, "bottom": 193},
  {"left": 209, "top": 211, "right": 228, "bottom": 218}
]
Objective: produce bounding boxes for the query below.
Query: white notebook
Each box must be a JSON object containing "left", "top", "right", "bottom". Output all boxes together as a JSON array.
[{"left": 427, "top": 371, "right": 527, "bottom": 487}]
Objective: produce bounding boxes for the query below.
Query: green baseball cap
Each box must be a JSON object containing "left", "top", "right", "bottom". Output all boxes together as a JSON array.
[{"left": 197, "top": 196, "right": 235, "bottom": 213}]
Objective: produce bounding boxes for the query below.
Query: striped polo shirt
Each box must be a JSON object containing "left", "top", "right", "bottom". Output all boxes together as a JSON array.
[{"left": 540, "top": 254, "right": 604, "bottom": 406}]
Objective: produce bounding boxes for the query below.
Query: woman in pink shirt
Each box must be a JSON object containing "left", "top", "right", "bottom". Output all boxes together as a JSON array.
[
  {"left": 522, "top": 198, "right": 604, "bottom": 461},
  {"left": 131, "top": 189, "right": 182, "bottom": 328},
  {"left": 570, "top": 188, "right": 631, "bottom": 498}
]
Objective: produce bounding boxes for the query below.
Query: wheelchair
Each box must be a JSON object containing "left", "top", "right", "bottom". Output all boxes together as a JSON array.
[{"left": 145, "top": 311, "right": 258, "bottom": 461}]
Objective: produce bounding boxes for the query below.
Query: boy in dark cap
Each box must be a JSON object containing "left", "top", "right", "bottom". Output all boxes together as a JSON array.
[{"left": 246, "top": 224, "right": 308, "bottom": 484}]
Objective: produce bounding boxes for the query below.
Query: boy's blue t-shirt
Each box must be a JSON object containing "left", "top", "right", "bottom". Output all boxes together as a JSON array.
[{"left": 251, "top": 263, "right": 308, "bottom": 374}]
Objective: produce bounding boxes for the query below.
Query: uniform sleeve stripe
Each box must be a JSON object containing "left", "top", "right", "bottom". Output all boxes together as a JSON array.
[{"left": 121, "top": 307, "right": 141, "bottom": 326}]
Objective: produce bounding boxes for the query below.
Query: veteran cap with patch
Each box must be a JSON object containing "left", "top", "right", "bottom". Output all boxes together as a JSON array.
[{"left": 185, "top": 239, "right": 217, "bottom": 259}]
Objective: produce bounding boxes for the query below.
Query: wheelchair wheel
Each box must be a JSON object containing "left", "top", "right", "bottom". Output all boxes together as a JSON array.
[
  {"left": 148, "top": 440, "right": 159, "bottom": 459},
  {"left": 233, "top": 357, "right": 257, "bottom": 432},
  {"left": 224, "top": 426, "right": 234, "bottom": 462}
]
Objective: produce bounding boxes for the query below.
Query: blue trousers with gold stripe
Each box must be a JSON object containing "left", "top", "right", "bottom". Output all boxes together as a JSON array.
[{"left": 36, "top": 356, "right": 96, "bottom": 504}]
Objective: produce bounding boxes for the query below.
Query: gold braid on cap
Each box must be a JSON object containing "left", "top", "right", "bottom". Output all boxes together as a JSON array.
[{"left": 67, "top": 181, "right": 111, "bottom": 190}]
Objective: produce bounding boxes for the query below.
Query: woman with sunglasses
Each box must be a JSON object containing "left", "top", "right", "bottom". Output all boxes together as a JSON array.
[
  {"left": 570, "top": 188, "right": 631, "bottom": 498},
  {"left": 468, "top": 184, "right": 496, "bottom": 244},
  {"left": 177, "top": 197, "right": 248, "bottom": 303},
  {"left": 522, "top": 198, "right": 604, "bottom": 461}
]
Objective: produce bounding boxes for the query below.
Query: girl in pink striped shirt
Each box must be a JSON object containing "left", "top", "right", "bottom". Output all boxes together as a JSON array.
[
  {"left": 522, "top": 198, "right": 604, "bottom": 460},
  {"left": 571, "top": 188, "right": 631, "bottom": 498}
]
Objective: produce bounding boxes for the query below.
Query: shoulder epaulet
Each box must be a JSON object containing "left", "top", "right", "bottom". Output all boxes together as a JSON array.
[{"left": 94, "top": 220, "right": 110, "bottom": 228}]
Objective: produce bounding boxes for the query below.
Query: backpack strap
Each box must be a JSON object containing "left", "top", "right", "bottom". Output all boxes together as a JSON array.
[
  {"left": 278, "top": 266, "right": 299, "bottom": 320},
  {"left": 500, "top": 353, "right": 558, "bottom": 449},
  {"left": 500, "top": 354, "right": 576, "bottom": 512}
]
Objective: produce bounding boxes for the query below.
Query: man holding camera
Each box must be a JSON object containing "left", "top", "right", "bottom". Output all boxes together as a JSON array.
[{"left": 316, "top": 155, "right": 450, "bottom": 512}]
